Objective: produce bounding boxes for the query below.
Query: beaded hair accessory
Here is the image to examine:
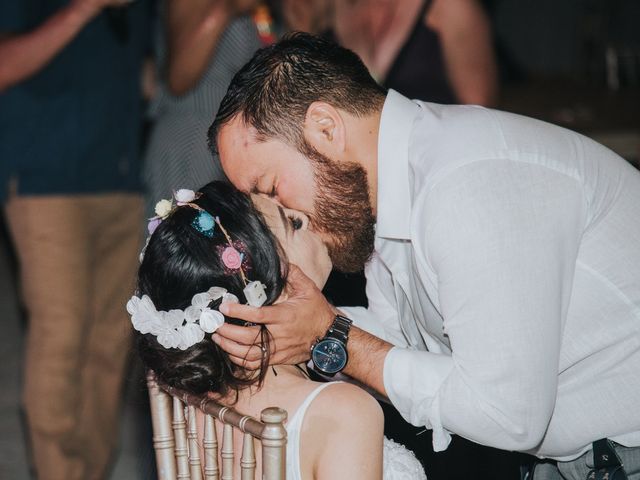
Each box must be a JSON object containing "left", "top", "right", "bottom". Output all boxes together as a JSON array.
[
  {"left": 144, "top": 189, "right": 262, "bottom": 289},
  {"left": 129, "top": 188, "right": 268, "bottom": 350}
]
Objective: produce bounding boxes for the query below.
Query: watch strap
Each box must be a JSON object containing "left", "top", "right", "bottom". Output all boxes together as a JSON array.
[{"left": 325, "top": 314, "right": 352, "bottom": 345}]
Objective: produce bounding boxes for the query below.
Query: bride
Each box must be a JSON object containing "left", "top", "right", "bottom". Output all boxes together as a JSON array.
[{"left": 129, "top": 181, "right": 426, "bottom": 479}]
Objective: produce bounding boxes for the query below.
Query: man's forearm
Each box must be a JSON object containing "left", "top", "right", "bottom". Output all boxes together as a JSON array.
[
  {"left": 0, "top": 2, "right": 97, "bottom": 92},
  {"left": 343, "top": 326, "right": 393, "bottom": 397}
]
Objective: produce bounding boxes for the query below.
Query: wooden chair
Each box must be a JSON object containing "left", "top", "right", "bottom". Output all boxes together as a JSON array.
[{"left": 146, "top": 372, "right": 288, "bottom": 480}]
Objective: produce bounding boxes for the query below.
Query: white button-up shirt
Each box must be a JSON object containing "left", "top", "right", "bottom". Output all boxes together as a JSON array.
[{"left": 342, "top": 90, "right": 640, "bottom": 460}]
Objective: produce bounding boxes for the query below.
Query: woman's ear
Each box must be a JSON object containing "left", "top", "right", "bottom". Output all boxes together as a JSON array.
[{"left": 303, "top": 102, "right": 346, "bottom": 157}]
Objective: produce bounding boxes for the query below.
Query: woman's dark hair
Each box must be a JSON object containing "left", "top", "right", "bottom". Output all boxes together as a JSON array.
[
  {"left": 208, "top": 31, "right": 387, "bottom": 154},
  {"left": 135, "top": 181, "right": 287, "bottom": 399}
]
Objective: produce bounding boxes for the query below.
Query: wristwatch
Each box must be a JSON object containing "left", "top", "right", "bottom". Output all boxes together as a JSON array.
[{"left": 311, "top": 314, "right": 352, "bottom": 376}]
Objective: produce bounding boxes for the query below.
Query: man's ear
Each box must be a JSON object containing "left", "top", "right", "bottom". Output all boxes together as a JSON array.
[{"left": 303, "top": 102, "right": 346, "bottom": 156}]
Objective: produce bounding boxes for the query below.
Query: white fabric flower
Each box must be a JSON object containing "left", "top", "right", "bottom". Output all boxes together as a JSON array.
[
  {"left": 222, "top": 293, "right": 239, "bottom": 304},
  {"left": 127, "top": 285, "right": 233, "bottom": 350},
  {"left": 154, "top": 310, "right": 183, "bottom": 348},
  {"left": 199, "top": 309, "right": 225, "bottom": 333},
  {"left": 184, "top": 305, "right": 201, "bottom": 323},
  {"left": 128, "top": 295, "right": 162, "bottom": 335},
  {"left": 207, "top": 287, "right": 227, "bottom": 300},
  {"left": 174, "top": 189, "right": 196, "bottom": 204},
  {"left": 178, "top": 323, "right": 205, "bottom": 350},
  {"left": 154, "top": 199, "right": 173, "bottom": 218},
  {"left": 191, "top": 292, "right": 212, "bottom": 308},
  {"left": 157, "top": 328, "right": 182, "bottom": 349},
  {"left": 126, "top": 295, "right": 140, "bottom": 316},
  {"left": 164, "top": 310, "right": 184, "bottom": 329}
]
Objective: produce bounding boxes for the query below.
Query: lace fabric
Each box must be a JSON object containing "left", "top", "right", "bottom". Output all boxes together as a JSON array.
[{"left": 383, "top": 437, "right": 428, "bottom": 480}]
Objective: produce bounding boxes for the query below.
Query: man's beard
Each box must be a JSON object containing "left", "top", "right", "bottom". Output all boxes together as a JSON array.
[{"left": 301, "top": 142, "right": 376, "bottom": 273}]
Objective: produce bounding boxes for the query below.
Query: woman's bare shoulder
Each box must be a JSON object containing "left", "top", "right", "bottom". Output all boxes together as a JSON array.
[
  {"left": 315, "top": 382, "right": 382, "bottom": 416},
  {"left": 302, "top": 381, "right": 384, "bottom": 443},
  {"left": 301, "top": 382, "right": 384, "bottom": 478}
]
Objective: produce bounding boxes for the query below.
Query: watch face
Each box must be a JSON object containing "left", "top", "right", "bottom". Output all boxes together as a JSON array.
[{"left": 312, "top": 338, "right": 347, "bottom": 374}]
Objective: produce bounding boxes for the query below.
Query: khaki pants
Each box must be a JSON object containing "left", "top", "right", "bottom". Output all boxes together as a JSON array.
[{"left": 5, "top": 193, "right": 143, "bottom": 480}]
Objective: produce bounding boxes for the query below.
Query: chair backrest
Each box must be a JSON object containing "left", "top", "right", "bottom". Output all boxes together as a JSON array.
[{"left": 146, "top": 372, "right": 288, "bottom": 480}]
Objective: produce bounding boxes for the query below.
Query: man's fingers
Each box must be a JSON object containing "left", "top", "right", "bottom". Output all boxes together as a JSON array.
[
  {"left": 215, "top": 323, "right": 262, "bottom": 345},
  {"left": 212, "top": 333, "right": 263, "bottom": 362},
  {"left": 219, "top": 302, "right": 265, "bottom": 323},
  {"left": 227, "top": 353, "right": 262, "bottom": 371}
]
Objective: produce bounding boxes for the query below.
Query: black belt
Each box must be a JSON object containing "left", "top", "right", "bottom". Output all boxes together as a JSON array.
[
  {"left": 588, "top": 438, "right": 628, "bottom": 480},
  {"left": 521, "top": 439, "right": 629, "bottom": 480}
]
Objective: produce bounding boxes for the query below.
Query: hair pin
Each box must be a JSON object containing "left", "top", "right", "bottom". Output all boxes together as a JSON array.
[{"left": 243, "top": 280, "right": 268, "bottom": 307}]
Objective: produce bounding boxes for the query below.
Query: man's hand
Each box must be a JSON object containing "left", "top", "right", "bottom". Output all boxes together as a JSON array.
[{"left": 214, "top": 265, "right": 336, "bottom": 369}]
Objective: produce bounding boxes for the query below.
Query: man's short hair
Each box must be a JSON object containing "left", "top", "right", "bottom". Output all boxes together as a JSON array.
[{"left": 208, "top": 32, "right": 387, "bottom": 154}]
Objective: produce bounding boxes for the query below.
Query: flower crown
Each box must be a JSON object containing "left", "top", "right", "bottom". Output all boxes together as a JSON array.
[
  {"left": 130, "top": 188, "right": 268, "bottom": 350},
  {"left": 127, "top": 287, "right": 236, "bottom": 350}
]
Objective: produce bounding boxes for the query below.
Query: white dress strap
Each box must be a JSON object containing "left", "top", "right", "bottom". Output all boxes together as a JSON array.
[
  {"left": 285, "top": 381, "right": 342, "bottom": 480},
  {"left": 283, "top": 381, "right": 428, "bottom": 480}
]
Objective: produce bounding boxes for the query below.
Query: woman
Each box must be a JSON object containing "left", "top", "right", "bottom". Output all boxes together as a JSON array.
[
  {"left": 129, "top": 181, "right": 426, "bottom": 479},
  {"left": 142, "top": 0, "right": 261, "bottom": 216},
  {"left": 331, "top": 0, "right": 498, "bottom": 105}
]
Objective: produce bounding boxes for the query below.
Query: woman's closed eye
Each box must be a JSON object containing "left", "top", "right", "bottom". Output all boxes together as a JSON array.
[{"left": 288, "top": 215, "right": 303, "bottom": 231}]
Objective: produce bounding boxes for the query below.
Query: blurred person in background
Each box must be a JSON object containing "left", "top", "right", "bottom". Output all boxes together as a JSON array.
[
  {"left": 332, "top": 0, "right": 498, "bottom": 105},
  {"left": 273, "top": 0, "right": 333, "bottom": 38},
  {"left": 275, "top": 0, "right": 497, "bottom": 105},
  {"left": 0, "top": 0, "right": 150, "bottom": 478},
  {"left": 142, "top": 0, "right": 262, "bottom": 216}
]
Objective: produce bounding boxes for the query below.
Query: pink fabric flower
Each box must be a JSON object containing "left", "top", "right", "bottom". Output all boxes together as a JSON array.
[{"left": 221, "top": 246, "right": 242, "bottom": 270}]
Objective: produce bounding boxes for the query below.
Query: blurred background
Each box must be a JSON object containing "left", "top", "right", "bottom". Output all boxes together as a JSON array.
[
  {"left": 0, "top": 0, "right": 638, "bottom": 479},
  {"left": 490, "top": 0, "right": 640, "bottom": 167}
]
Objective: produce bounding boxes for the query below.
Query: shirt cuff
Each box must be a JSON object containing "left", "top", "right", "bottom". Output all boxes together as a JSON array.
[{"left": 383, "top": 346, "right": 455, "bottom": 451}]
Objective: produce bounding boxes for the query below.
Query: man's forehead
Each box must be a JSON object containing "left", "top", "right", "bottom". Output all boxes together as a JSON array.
[
  {"left": 218, "top": 120, "right": 266, "bottom": 191},
  {"left": 219, "top": 117, "right": 261, "bottom": 150}
]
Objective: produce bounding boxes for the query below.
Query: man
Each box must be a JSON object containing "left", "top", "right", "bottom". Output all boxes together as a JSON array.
[
  {"left": 0, "top": 1, "right": 149, "bottom": 478},
  {"left": 209, "top": 33, "right": 640, "bottom": 479}
]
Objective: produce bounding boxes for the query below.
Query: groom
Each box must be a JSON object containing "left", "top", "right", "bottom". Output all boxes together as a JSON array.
[{"left": 209, "top": 33, "right": 640, "bottom": 479}]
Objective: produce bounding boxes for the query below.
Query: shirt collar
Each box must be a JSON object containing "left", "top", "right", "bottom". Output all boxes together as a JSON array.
[{"left": 376, "top": 89, "right": 421, "bottom": 240}]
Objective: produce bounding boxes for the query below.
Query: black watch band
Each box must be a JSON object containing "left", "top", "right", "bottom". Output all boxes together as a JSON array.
[{"left": 324, "top": 314, "right": 352, "bottom": 345}]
